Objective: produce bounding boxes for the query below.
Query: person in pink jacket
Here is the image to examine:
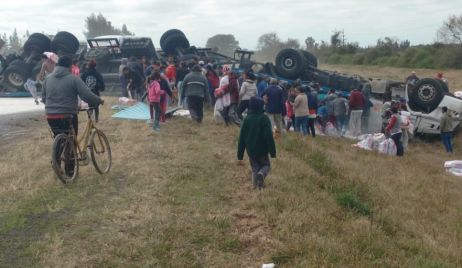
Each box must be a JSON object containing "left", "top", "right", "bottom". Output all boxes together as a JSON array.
[{"left": 147, "top": 71, "right": 164, "bottom": 132}]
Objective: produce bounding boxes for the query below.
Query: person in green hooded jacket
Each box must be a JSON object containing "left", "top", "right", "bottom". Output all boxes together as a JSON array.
[{"left": 237, "top": 96, "right": 276, "bottom": 189}]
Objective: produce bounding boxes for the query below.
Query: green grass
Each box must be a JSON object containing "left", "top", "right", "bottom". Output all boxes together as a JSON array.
[{"left": 1, "top": 98, "right": 462, "bottom": 267}]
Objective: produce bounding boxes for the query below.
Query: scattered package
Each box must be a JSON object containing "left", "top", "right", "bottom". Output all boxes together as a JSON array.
[
  {"left": 378, "top": 138, "right": 397, "bottom": 155},
  {"left": 118, "top": 97, "right": 137, "bottom": 105},
  {"left": 444, "top": 160, "right": 462, "bottom": 176},
  {"left": 353, "top": 133, "right": 392, "bottom": 154}
]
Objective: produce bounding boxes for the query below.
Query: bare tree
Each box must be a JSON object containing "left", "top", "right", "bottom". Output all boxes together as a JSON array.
[{"left": 437, "top": 15, "right": 462, "bottom": 45}]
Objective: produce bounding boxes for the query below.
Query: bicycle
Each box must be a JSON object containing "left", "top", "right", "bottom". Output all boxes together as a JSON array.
[{"left": 50, "top": 107, "right": 112, "bottom": 184}]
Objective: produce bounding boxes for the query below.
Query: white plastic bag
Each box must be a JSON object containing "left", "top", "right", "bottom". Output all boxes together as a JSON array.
[
  {"left": 325, "top": 122, "right": 338, "bottom": 136},
  {"left": 444, "top": 160, "right": 462, "bottom": 169},
  {"left": 354, "top": 134, "right": 374, "bottom": 150},
  {"left": 372, "top": 133, "right": 386, "bottom": 150},
  {"left": 378, "top": 138, "right": 397, "bottom": 155},
  {"left": 448, "top": 168, "right": 462, "bottom": 177}
]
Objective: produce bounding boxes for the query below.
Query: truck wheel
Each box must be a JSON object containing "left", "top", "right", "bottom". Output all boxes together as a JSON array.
[
  {"left": 51, "top": 31, "right": 79, "bottom": 55},
  {"left": 3, "top": 60, "right": 31, "bottom": 91},
  {"left": 300, "top": 50, "right": 318, "bottom": 68},
  {"left": 160, "top": 29, "right": 186, "bottom": 48},
  {"left": 161, "top": 33, "right": 190, "bottom": 54},
  {"left": 435, "top": 79, "right": 449, "bottom": 93},
  {"left": 0, "top": 55, "right": 6, "bottom": 73},
  {"left": 408, "top": 78, "right": 444, "bottom": 113},
  {"left": 275, "top": 48, "right": 306, "bottom": 79},
  {"left": 23, "top": 33, "right": 51, "bottom": 55}
]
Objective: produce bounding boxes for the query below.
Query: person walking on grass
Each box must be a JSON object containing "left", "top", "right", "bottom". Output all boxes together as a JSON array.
[
  {"left": 333, "top": 92, "right": 348, "bottom": 136},
  {"left": 261, "top": 78, "right": 285, "bottom": 137},
  {"left": 181, "top": 65, "right": 210, "bottom": 123},
  {"left": 237, "top": 96, "right": 276, "bottom": 190},
  {"left": 81, "top": 59, "right": 105, "bottom": 123},
  {"left": 147, "top": 71, "right": 164, "bottom": 132},
  {"left": 385, "top": 106, "right": 404, "bottom": 157},
  {"left": 306, "top": 86, "right": 318, "bottom": 137},
  {"left": 440, "top": 106, "right": 454, "bottom": 153},
  {"left": 292, "top": 87, "right": 309, "bottom": 136},
  {"left": 236, "top": 70, "right": 257, "bottom": 120},
  {"left": 348, "top": 87, "right": 365, "bottom": 138}
]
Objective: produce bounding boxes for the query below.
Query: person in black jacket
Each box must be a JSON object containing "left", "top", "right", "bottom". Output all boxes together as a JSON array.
[{"left": 81, "top": 59, "right": 105, "bottom": 122}]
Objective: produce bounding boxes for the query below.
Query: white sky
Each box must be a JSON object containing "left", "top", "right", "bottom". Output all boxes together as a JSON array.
[{"left": 0, "top": 0, "right": 460, "bottom": 49}]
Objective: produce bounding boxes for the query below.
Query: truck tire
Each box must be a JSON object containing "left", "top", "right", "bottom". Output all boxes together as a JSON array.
[
  {"left": 51, "top": 31, "right": 79, "bottom": 55},
  {"left": 161, "top": 33, "right": 190, "bottom": 54},
  {"left": 275, "top": 48, "right": 306, "bottom": 79},
  {"left": 23, "top": 33, "right": 51, "bottom": 55},
  {"left": 300, "top": 50, "right": 318, "bottom": 68},
  {"left": 0, "top": 55, "right": 6, "bottom": 73},
  {"left": 435, "top": 79, "right": 449, "bottom": 93},
  {"left": 160, "top": 29, "right": 186, "bottom": 48},
  {"left": 408, "top": 78, "right": 444, "bottom": 113},
  {"left": 3, "top": 60, "right": 31, "bottom": 91}
]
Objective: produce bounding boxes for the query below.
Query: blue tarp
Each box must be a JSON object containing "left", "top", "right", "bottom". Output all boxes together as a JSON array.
[
  {"left": 112, "top": 102, "right": 182, "bottom": 120},
  {"left": 112, "top": 102, "right": 151, "bottom": 120}
]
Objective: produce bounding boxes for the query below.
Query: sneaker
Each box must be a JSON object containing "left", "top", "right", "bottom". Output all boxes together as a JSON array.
[
  {"left": 153, "top": 126, "right": 160, "bottom": 132},
  {"left": 256, "top": 172, "right": 264, "bottom": 190}
]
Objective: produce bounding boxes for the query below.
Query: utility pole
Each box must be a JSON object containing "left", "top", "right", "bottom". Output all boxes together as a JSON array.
[{"left": 341, "top": 30, "right": 346, "bottom": 46}]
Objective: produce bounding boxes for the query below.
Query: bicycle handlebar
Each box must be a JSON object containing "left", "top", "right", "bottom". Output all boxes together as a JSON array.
[{"left": 79, "top": 107, "right": 97, "bottom": 112}]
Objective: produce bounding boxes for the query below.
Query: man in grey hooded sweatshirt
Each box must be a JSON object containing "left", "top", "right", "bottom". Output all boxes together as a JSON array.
[{"left": 42, "top": 56, "right": 103, "bottom": 136}]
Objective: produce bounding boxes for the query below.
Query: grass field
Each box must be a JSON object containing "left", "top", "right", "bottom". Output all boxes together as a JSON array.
[{"left": 1, "top": 65, "right": 462, "bottom": 267}]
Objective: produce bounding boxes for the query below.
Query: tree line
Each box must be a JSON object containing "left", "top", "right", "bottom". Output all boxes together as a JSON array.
[
  {"left": 206, "top": 14, "right": 462, "bottom": 69},
  {"left": 2, "top": 13, "right": 461, "bottom": 70}
]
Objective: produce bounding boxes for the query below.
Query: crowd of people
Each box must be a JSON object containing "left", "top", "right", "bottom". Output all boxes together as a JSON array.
[{"left": 39, "top": 54, "right": 457, "bottom": 188}]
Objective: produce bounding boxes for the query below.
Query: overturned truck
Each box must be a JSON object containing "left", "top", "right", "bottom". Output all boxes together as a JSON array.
[
  {"left": 233, "top": 47, "right": 462, "bottom": 135},
  {"left": 0, "top": 32, "right": 83, "bottom": 95}
]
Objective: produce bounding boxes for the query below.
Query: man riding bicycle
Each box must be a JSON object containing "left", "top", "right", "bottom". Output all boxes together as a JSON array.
[{"left": 42, "top": 56, "right": 104, "bottom": 136}]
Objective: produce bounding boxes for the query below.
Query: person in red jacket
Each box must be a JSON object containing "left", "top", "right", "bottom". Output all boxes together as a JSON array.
[{"left": 348, "top": 88, "right": 365, "bottom": 137}]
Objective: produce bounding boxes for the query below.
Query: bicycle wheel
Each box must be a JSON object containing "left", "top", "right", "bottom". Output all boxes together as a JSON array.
[
  {"left": 90, "top": 129, "right": 112, "bottom": 174},
  {"left": 51, "top": 133, "right": 79, "bottom": 184}
]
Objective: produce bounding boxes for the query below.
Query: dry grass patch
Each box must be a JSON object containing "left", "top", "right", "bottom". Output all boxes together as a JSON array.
[{"left": 0, "top": 97, "right": 462, "bottom": 267}]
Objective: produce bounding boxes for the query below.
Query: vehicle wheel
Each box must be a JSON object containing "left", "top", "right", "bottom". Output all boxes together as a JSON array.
[
  {"left": 3, "top": 60, "right": 31, "bottom": 91},
  {"left": 5, "top": 54, "right": 19, "bottom": 65},
  {"left": 408, "top": 78, "right": 444, "bottom": 113},
  {"left": 52, "top": 133, "right": 79, "bottom": 184},
  {"left": 86, "top": 48, "right": 110, "bottom": 63},
  {"left": 90, "top": 129, "right": 112, "bottom": 174},
  {"left": 0, "top": 55, "right": 6, "bottom": 73},
  {"left": 300, "top": 50, "right": 318, "bottom": 68},
  {"left": 51, "top": 31, "right": 79, "bottom": 55},
  {"left": 23, "top": 33, "right": 51, "bottom": 55},
  {"left": 160, "top": 29, "right": 186, "bottom": 49},
  {"left": 435, "top": 79, "right": 449, "bottom": 93},
  {"left": 275, "top": 48, "right": 307, "bottom": 79},
  {"left": 161, "top": 33, "right": 190, "bottom": 54}
]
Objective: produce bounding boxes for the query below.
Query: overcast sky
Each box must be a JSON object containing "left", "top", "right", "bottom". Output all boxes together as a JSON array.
[{"left": 1, "top": 0, "right": 460, "bottom": 49}]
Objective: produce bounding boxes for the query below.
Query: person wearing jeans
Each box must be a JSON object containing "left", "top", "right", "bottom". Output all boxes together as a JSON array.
[
  {"left": 237, "top": 97, "right": 276, "bottom": 190},
  {"left": 181, "top": 65, "right": 210, "bottom": 123},
  {"left": 385, "top": 107, "right": 404, "bottom": 156},
  {"left": 292, "top": 87, "right": 309, "bottom": 136},
  {"left": 440, "top": 106, "right": 454, "bottom": 153},
  {"left": 261, "top": 78, "right": 285, "bottom": 136}
]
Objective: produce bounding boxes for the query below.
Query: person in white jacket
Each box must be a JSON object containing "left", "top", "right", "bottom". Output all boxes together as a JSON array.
[{"left": 236, "top": 70, "right": 257, "bottom": 120}]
